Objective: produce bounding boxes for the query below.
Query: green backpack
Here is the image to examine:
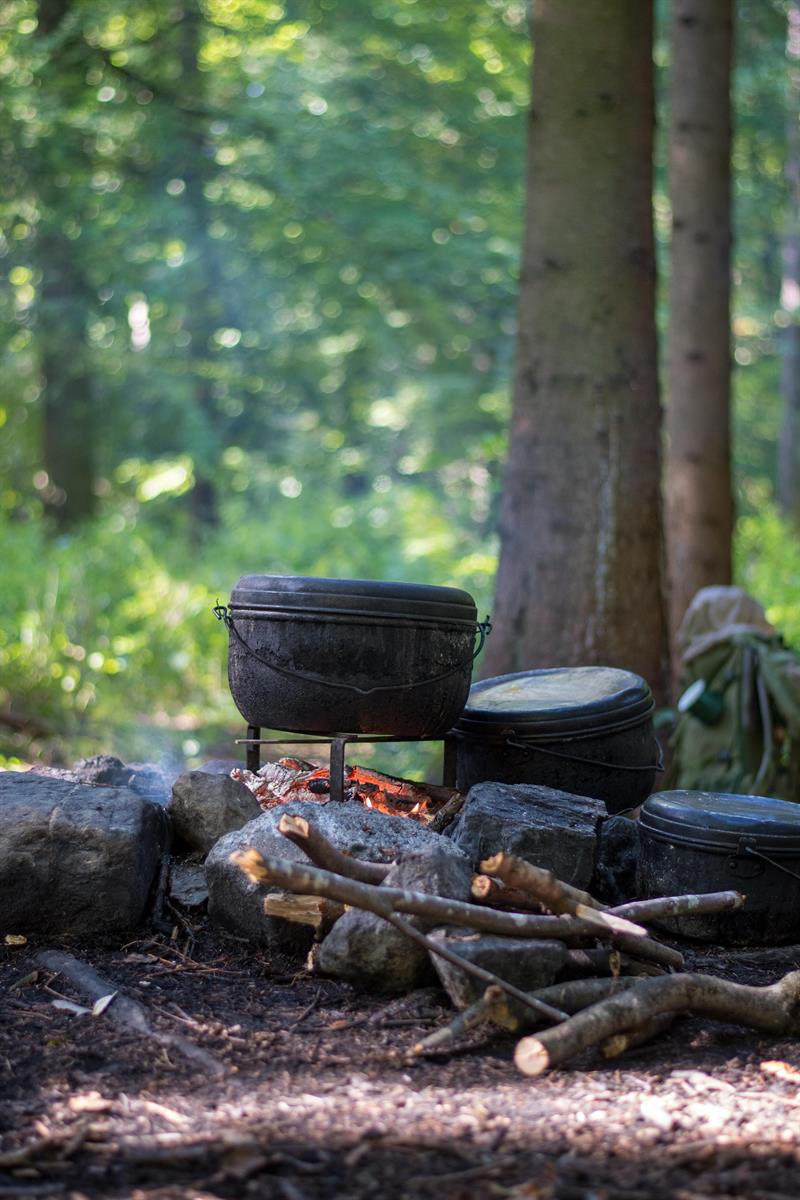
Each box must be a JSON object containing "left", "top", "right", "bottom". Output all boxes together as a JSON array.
[{"left": 669, "top": 588, "right": 800, "bottom": 802}]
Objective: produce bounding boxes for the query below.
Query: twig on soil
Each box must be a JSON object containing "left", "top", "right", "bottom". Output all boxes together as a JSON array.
[
  {"left": 35, "top": 950, "right": 225, "bottom": 1077},
  {"left": 278, "top": 813, "right": 390, "bottom": 885},
  {"left": 514, "top": 969, "right": 800, "bottom": 1075},
  {"left": 231, "top": 847, "right": 683, "bottom": 970},
  {"left": 411, "top": 985, "right": 506, "bottom": 1053},
  {"left": 289, "top": 987, "right": 323, "bottom": 1028}
]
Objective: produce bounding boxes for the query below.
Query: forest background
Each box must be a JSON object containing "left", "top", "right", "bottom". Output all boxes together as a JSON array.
[{"left": 0, "top": 0, "right": 796, "bottom": 774}]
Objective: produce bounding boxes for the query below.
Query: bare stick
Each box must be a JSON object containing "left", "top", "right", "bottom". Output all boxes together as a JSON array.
[
  {"left": 231, "top": 847, "right": 683, "bottom": 968},
  {"left": 412, "top": 985, "right": 506, "bottom": 1053},
  {"left": 514, "top": 970, "right": 800, "bottom": 1076},
  {"left": 36, "top": 950, "right": 224, "bottom": 1076},
  {"left": 485, "top": 976, "right": 645, "bottom": 1033},
  {"left": 526, "top": 975, "right": 642, "bottom": 1013},
  {"left": 608, "top": 891, "right": 745, "bottom": 922},
  {"left": 480, "top": 853, "right": 645, "bottom": 938},
  {"left": 601, "top": 1012, "right": 675, "bottom": 1059},
  {"left": 470, "top": 874, "right": 544, "bottom": 913},
  {"left": 481, "top": 853, "right": 604, "bottom": 910},
  {"left": 278, "top": 813, "right": 390, "bottom": 884}
]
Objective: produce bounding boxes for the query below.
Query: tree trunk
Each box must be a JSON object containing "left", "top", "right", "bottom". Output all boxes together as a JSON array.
[
  {"left": 36, "top": 0, "right": 96, "bottom": 528},
  {"left": 778, "top": 2, "right": 800, "bottom": 523},
  {"left": 177, "top": 0, "right": 222, "bottom": 532},
  {"left": 484, "top": 0, "right": 667, "bottom": 701},
  {"left": 665, "top": 0, "right": 734, "bottom": 665}
]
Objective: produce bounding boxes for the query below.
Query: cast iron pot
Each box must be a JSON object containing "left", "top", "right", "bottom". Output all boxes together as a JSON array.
[
  {"left": 451, "top": 666, "right": 660, "bottom": 814},
  {"left": 215, "top": 574, "right": 488, "bottom": 737},
  {"left": 638, "top": 789, "right": 800, "bottom": 946}
]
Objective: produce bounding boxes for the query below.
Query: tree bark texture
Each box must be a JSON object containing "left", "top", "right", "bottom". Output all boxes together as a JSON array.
[
  {"left": 484, "top": 0, "right": 667, "bottom": 701},
  {"left": 777, "top": 3, "right": 800, "bottom": 522},
  {"left": 665, "top": 0, "right": 734, "bottom": 659},
  {"left": 37, "top": 0, "right": 97, "bottom": 527},
  {"left": 177, "top": 0, "right": 224, "bottom": 531}
]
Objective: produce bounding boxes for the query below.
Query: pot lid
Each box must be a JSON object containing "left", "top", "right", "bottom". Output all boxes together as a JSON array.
[
  {"left": 454, "top": 666, "right": 653, "bottom": 738},
  {"left": 640, "top": 789, "right": 800, "bottom": 854},
  {"left": 229, "top": 574, "right": 477, "bottom": 625}
]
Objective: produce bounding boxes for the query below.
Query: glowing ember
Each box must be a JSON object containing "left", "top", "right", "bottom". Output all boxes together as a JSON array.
[{"left": 232, "top": 758, "right": 435, "bottom": 823}]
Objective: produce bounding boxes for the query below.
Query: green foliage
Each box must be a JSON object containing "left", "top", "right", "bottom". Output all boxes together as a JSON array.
[
  {"left": 737, "top": 500, "right": 800, "bottom": 648},
  {"left": 0, "top": 0, "right": 796, "bottom": 767},
  {"left": 0, "top": 473, "right": 497, "bottom": 767}
]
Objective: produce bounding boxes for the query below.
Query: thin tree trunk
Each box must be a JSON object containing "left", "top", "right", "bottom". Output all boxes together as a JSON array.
[
  {"left": 665, "top": 0, "right": 734, "bottom": 665},
  {"left": 177, "top": 0, "right": 222, "bottom": 532},
  {"left": 778, "top": 3, "right": 800, "bottom": 522},
  {"left": 36, "top": 0, "right": 96, "bottom": 527},
  {"left": 484, "top": 0, "right": 667, "bottom": 701}
]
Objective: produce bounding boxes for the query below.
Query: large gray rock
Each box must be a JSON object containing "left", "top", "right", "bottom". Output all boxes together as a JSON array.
[
  {"left": 592, "top": 815, "right": 640, "bottom": 904},
  {"left": 428, "top": 928, "right": 567, "bottom": 1011},
  {"left": 0, "top": 772, "right": 167, "bottom": 934},
  {"left": 316, "top": 844, "right": 472, "bottom": 993},
  {"left": 206, "top": 800, "right": 456, "bottom": 956},
  {"left": 444, "top": 781, "right": 606, "bottom": 889},
  {"left": 72, "top": 754, "right": 134, "bottom": 787},
  {"left": 29, "top": 756, "right": 174, "bottom": 806},
  {"left": 169, "top": 771, "right": 262, "bottom": 856}
]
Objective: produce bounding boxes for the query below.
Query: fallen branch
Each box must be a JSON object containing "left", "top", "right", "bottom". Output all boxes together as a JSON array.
[
  {"left": 36, "top": 950, "right": 224, "bottom": 1077},
  {"left": 601, "top": 1012, "right": 676, "bottom": 1059},
  {"left": 525, "top": 975, "right": 642, "bottom": 1014},
  {"left": 277, "top": 813, "right": 390, "bottom": 885},
  {"left": 481, "top": 853, "right": 603, "bottom": 912},
  {"left": 412, "top": 985, "right": 506, "bottom": 1053},
  {"left": 470, "top": 874, "right": 544, "bottom": 913},
  {"left": 462, "top": 976, "right": 645, "bottom": 1033},
  {"left": 608, "top": 891, "right": 744, "bottom": 923},
  {"left": 231, "top": 847, "right": 683, "bottom": 969},
  {"left": 479, "top": 852, "right": 645, "bottom": 938},
  {"left": 514, "top": 969, "right": 800, "bottom": 1075}
]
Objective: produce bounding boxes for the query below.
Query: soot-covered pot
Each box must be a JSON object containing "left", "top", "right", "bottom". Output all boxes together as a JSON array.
[
  {"left": 638, "top": 789, "right": 800, "bottom": 945},
  {"left": 215, "top": 574, "right": 488, "bottom": 738},
  {"left": 451, "top": 666, "right": 660, "bottom": 813}
]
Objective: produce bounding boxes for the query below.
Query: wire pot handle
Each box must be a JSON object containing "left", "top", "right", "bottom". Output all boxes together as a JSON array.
[
  {"left": 742, "top": 841, "right": 800, "bottom": 884},
  {"left": 213, "top": 603, "right": 491, "bottom": 697},
  {"left": 504, "top": 734, "right": 664, "bottom": 774}
]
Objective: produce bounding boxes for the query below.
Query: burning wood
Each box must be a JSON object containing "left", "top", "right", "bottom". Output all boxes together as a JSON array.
[{"left": 231, "top": 757, "right": 459, "bottom": 823}]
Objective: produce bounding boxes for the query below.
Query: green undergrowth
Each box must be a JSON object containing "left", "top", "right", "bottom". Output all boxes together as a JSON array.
[
  {"left": 0, "top": 486, "right": 496, "bottom": 779},
  {"left": 4, "top": 495, "right": 797, "bottom": 779}
]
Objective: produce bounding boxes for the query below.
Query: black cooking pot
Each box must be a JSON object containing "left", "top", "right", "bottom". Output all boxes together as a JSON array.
[
  {"left": 215, "top": 574, "right": 487, "bottom": 737},
  {"left": 638, "top": 789, "right": 800, "bottom": 945},
  {"left": 451, "top": 667, "right": 660, "bottom": 813}
]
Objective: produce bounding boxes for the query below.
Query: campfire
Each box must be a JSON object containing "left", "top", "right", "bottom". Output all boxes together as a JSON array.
[{"left": 232, "top": 757, "right": 457, "bottom": 824}]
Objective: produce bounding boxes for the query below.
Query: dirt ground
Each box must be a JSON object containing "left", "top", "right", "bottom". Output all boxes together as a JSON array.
[{"left": 3, "top": 917, "right": 800, "bottom": 1200}]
